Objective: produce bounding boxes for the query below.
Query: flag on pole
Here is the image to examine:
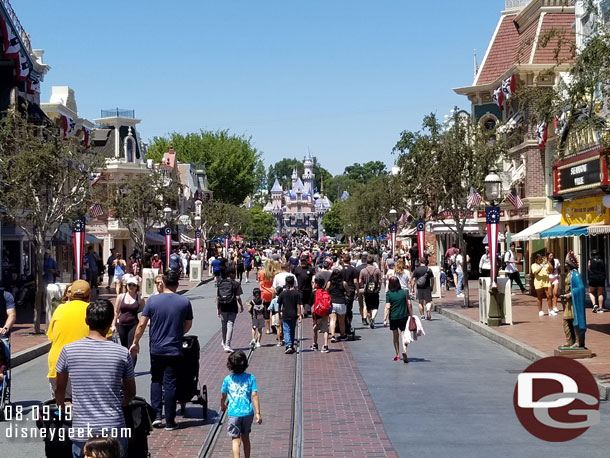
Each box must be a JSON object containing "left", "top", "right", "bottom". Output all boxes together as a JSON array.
[
  {"left": 398, "top": 211, "right": 408, "bottom": 226},
  {"left": 72, "top": 219, "right": 85, "bottom": 281},
  {"left": 164, "top": 227, "right": 172, "bottom": 269},
  {"left": 89, "top": 203, "right": 103, "bottom": 218},
  {"left": 379, "top": 216, "right": 389, "bottom": 227},
  {"left": 467, "top": 187, "right": 482, "bottom": 209},
  {"left": 507, "top": 188, "right": 524, "bottom": 209},
  {"left": 485, "top": 206, "right": 501, "bottom": 284},
  {"left": 492, "top": 87, "right": 504, "bottom": 110},
  {"left": 536, "top": 122, "right": 547, "bottom": 149},
  {"left": 416, "top": 220, "right": 425, "bottom": 260}
]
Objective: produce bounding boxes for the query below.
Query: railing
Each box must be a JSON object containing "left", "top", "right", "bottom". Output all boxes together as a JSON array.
[
  {"left": 1, "top": 0, "right": 31, "bottom": 52},
  {"left": 505, "top": 0, "right": 532, "bottom": 9},
  {"left": 100, "top": 108, "right": 135, "bottom": 118}
]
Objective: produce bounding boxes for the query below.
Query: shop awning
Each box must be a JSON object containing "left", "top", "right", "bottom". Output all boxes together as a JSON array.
[
  {"left": 430, "top": 221, "right": 481, "bottom": 235},
  {"left": 588, "top": 225, "right": 610, "bottom": 235},
  {"left": 511, "top": 214, "right": 562, "bottom": 241},
  {"left": 180, "top": 233, "right": 194, "bottom": 244},
  {"left": 85, "top": 234, "right": 102, "bottom": 244},
  {"left": 398, "top": 227, "right": 416, "bottom": 237},
  {"left": 146, "top": 231, "right": 179, "bottom": 246},
  {"left": 540, "top": 225, "right": 588, "bottom": 239}
]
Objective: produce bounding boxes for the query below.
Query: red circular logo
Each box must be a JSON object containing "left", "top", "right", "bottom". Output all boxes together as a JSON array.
[{"left": 513, "top": 356, "right": 600, "bottom": 442}]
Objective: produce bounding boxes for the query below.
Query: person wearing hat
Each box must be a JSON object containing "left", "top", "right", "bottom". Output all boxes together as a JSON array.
[
  {"left": 47, "top": 279, "right": 91, "bottom": 397},
  {"left": 151, "top": 253, "right": 163, "bottom": 270},
  {"left": 560, "top": 251, "right": 587, "bottom": 348},
  {"left": 112, "top": 276, "right": 145, "bottom": 368}
]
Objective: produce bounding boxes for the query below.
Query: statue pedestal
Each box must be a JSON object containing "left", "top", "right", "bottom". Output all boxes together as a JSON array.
[{"left": 554, "top": 347, "right": 595, "bottom": 359}]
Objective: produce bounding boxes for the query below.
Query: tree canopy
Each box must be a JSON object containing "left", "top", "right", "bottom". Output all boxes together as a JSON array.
[
  {"left": 245, "top": 206, "right": 277, "bottom": 241},
  {"left": 147, "top": 130, "right": 260, "bottom": 205}
]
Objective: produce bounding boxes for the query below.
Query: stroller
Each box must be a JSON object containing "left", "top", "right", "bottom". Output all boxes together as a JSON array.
[
  {"left": 177, "top": 335, "right": 208, "bottom": 420},
  {"left": 0, "top": 335, "right": 10, "bottom": 421},
  {"left": 35, "top": 399, "right": 73, "bottom": 458}
]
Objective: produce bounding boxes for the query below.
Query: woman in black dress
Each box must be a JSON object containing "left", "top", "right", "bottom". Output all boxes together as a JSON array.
[{"left": 588, "top": 249, "right": 605, "bottom": 313}]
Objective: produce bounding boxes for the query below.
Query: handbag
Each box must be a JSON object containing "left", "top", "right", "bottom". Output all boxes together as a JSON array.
[{"left": 408, "top": 316, "right": 417, "bottom": 332}]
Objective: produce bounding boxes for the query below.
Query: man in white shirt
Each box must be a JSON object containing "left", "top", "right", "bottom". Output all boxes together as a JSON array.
[
  {"left": 504, "top": 242, "right": 526, "bottom": 293},
  {"left": 272, "top": 263, "right": 298, "bottom": 290},
  {"left": 479, "top": 246, "right": 491, "bottom": 278},
  {"left": 454, "top": 250, "right": 464, "bottom": 298}
]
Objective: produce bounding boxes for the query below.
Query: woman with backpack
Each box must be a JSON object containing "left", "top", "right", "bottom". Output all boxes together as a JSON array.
[
  {"left": 383, "top": 276, "right": 412, "bottom": 362},
  {"left": 410, "top": 257, "right": 434, "bottom": 321},
  {"left": 326, "top": 267, "right": 349, "bottom": 343}
]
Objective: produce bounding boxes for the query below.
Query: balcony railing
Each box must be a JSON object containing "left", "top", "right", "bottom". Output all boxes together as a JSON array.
[
  {"left": 505, "top": 0, "right": 532, "bottom": 9},
  {"left": 100, "top": 108, "right": 135, "bottom": 118}
]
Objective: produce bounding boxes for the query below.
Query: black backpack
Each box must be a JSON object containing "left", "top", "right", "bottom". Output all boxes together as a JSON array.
[
  {"left": 416, "top": 269, "right": 431, "bottom": 288},
  {"left": 365, "top": 267, "right": 378, "bottom": 293},
  {"left": 218, "top": 279, "right": 236, "bottom": 304}
]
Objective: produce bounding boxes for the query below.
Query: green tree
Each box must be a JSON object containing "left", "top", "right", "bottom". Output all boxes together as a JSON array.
[
  {"left": 321, "top": 202, "right": 345, "bottom": 235},
  {"left": 325, "top": 174, "right": 357, "bottom": 202},
  {"left": 245, "top": 206, "right": 277, "bottom": 241},
  {"left": 0, "top": 111, "right": 105, "bottom": 333},
  {"left": 267, "top": 158, "right": 303, "bottom": 190},
  {"left": 314, "top": 163, "right": 332, "bottom": 193},
  {"left": 200, "top": 201, "right": 250, "bottom": 241},
  {"left": 147, "top": 130, "right": 260, "bottom": 205},
  {"left": 344, "top": 161, "right": 388, "bottom": 183},
  {"left": 393, "top": 110, "right": 504, "bottom": 306},
  {"left": 103, "top": 170, "right": 180, "bottom": 261}
]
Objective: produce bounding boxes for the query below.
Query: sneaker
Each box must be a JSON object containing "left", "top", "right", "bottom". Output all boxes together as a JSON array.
[
  {"left": 224, "top": 346, "right": 233, "bottom": 353},
  {"left": 369, "top": 321, "right": 375, "bottom": 329},
  {"left": 426, "top": 311, "right": 431, "bottom": 321},
  {"left": 256, "top": 342, "right": 261, "bottom": 348},
  {"left": 310, "top": 343, "right": 319, "bottom": 351},
  {"left": 363, "top": 318, "right": 369, "bottom": 326},
  {"left": 164, "top": 422, "right": 178, "bottom": 431},
  {"left": 598, "top": 308, "right": 605, "bottom": 313},
  {"left": 592, "top": 305, "right": 600, "bottom": 313},
  {"left": 393, "top": 356, "right": 401, "bottom": 361},
  {"left": 245, "top": 279, "right": 249, "bottom": 283},
  {"left": 330, "top": 336, "right": 338, "bottom": 343},
  {"left": 152, "top": 418, "right": 163, "bottom": 428},
  {"left": 250, "top": 339, "right": 256, "bottom": 347},
  {"left": 402, "top": 351, "right": 408, "bottom": 363},
  {"left": 538, "top": 311, "right": 544, "bottom": 317},
  {"left": 552, "top": 307, "right": 559, "bottom": 313},
  {"left": 321, "top": 345, "right": 330, "bottom": 353},
  {"left": 276, "top": 341, "right": 283, "bottom": 347},
  {"left": 420, "top": 315, "right": 425, "bottom": 320},
  {"left": 549, "top": 310, "right": 557, "bottom": 316},
  {"left": 456, "top": 293, "right": 465, "bottom": 298},
  {"left": 285, "top": 347, "right": 294, "bottom": 354}
]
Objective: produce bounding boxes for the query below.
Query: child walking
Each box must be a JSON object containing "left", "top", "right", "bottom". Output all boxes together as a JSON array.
[
  {"left": 221, "top": 351, "right": 262, "bottom": 458},
  {"left": 248, "top": 288, "right": 265, "bottom": 348},
  {"left": 268, "top": 287, "right": 283, "bottom": 346}
]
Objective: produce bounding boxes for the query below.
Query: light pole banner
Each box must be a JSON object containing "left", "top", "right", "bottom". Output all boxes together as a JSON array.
[
  {"left": 72, "top": 218, "right": 85, "bottom": 280},
  {"left": 486, "top": 206, "right": 501, "bottom": 283},
  {"left": 416, "top": 220, "right": 425, "bottom": 260},
  {"left": 195, "top": 230, "right": 201, "bottom": 258},
  {"left": 164, "top": 226, "right": 172, "bottom": 270}
]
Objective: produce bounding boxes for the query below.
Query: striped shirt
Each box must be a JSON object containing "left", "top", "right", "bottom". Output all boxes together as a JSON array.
[{"left": 56, "top": 337, "right": 134, "bottom": 435}]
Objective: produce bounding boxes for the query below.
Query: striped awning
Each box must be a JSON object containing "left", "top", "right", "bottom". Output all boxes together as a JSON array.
[
  {"left": 588, "top": 225, "right": 610, "bottom": 235},
  {"left": 180, "top": 233, "right": 194, "bottom": 244}
]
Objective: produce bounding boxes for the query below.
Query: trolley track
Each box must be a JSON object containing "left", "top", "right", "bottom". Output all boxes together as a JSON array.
[{"left": 198, "top": 323, "right": 304, "bottom": 458}]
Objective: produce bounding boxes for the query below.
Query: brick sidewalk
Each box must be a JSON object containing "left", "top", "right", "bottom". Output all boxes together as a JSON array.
[
  {"left": 301, "top": 321, "right": 398, "bottom": 458},
  {"left": 436, "top": 282, "right": 610, "bottom": 384}
]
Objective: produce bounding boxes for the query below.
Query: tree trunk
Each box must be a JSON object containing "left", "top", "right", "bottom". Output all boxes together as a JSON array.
[{"left": 33, "top": 241, "right": 45, "bottom": 334}]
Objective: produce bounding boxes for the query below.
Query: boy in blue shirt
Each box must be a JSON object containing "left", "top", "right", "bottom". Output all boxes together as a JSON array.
[{"left": 221, "top": 350, "right": 262, "bottom": 458}]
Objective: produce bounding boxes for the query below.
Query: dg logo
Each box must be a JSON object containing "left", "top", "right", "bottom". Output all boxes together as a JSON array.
[{"left": 513, "top": 356, "right": 600, "bottom": 441}]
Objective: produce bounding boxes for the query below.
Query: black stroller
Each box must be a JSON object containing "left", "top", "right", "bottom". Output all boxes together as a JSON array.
[
  {"left": 177, "top": 335, "right": 208, "bottom": 420},
  {"left": 0, "top": 335, "right": 10, "bottom": 421}
]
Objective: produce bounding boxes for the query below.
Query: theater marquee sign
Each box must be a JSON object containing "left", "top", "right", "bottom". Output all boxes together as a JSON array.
[{"left": 552, "top": 152, "right": 608, "bottom": 197}]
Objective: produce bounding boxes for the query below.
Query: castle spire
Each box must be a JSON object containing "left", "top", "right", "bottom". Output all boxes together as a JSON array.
[{"left": 473, "top": 48, "right": 479, "bottom": 80}]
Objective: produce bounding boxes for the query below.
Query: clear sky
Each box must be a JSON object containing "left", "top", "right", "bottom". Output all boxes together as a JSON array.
[{"left": 19, "top": 0, "right": 502, "bottom": 175}]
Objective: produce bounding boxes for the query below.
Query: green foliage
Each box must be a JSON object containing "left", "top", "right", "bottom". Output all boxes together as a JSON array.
[
  {"left": 103, "top": 170, "right": 179, "bottom": 255},
  {"left": 343, "top": 161, "right": 387, "bottom": 183},
  {"left": 200, "top": 201, "right": 250, "bottom": 240},
  {"left": 321, "top": 202, "right": 345, "bottom": 235},
  {"left": 147, "top": 130, "right": 260, "bottom": 205},
  {"left": 0, "top": 111, "right": 105, "bottom": 333},
  {"left": 245, "top": 206, "right": 277, "bottom": 241},
  {"left": 325, "top": 174, "right": 357, "bottom": 202},
  {"left": 267, "top": 158, "right": 303, "bottom": 190}
]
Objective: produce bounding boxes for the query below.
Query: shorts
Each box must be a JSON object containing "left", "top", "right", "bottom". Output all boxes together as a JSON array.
[
  {"left": 245, "top": 264, "right": 252, "bottom": 271},
  {"left": 313, "top": 315, "right": 329, "bottom": 333},
  {"left": 363, "top": 292, "right": 379, "bottom": 310},
  {"left": 252, "top": 315, "right": 265, "bottom": 329},
  {"left": 300, "top": 290, "right": 312, "bottom": 306},
  {"left": 271, "top": 312, "right": 281, "bottom": 327},
  {"left": 589, "top": 278, "right": 605, "bottom": 288},
  {"left": 416, "top": 288, "right": 432, "bottom": 302},
  {"left": 227, "top": 413, "right": 254, "bottom": 438},
  {"left": 263, "top": 301, "right": 271, "bottom": 320},
  {"left": 389, "top": 318, "right": 407, "bottom": 331},
  {"left": 331, "top": 303, "right": 346, "bottom": 315},
  {"left": 112, "top": 275, "right": 124, "bottom": 285},
  {"left": 549, "top": 275, "right": 559, "bottom": 286}
]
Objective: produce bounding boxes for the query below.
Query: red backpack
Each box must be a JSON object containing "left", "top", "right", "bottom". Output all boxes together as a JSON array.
[{"left": 313, "top": 289, "right": 332, "bottom": 318}]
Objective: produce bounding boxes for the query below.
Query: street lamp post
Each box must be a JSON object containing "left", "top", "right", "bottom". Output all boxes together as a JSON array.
[
  {"left": 223, "top": 222, "right": 230, "bottom": 258},
  {"left": 416, "top": 205, "right": 426, "bottom": 260},
  {"left": 484, "top": 169, "right": 503, "bottom": 326},
  {"left": 163, "top": 206, "right": 173, "bottom": 270},
  {"left": 389, "top": 208, "right": 398, "bottom": 260}
]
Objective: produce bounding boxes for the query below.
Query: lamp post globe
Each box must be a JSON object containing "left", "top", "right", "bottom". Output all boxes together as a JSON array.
[{"left": 484, "top": 170, "right": 502, "bottom": 204}]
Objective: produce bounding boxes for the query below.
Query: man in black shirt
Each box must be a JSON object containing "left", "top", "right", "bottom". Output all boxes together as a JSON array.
[
  {"left": 277, "top": 276, "right": 302, "bottom": 354},
  {"left": 293, "top": 255, "right": 314, "bottom": 317},
  {"left": 356, "top": 253, "right": 368, "bottom": 324},
  {"left": 341, "top": 254, "right": 358, "bottom": 333}
]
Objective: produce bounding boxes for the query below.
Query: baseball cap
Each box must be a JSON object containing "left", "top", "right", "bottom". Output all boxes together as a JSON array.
[
  {"left": 70, "top": 280, "right": 90, "bottom": 299},
  {"left": 126, "top": 276, "right": 139, "bottom": 285},
  {"left": 323, "top": 258, "right": 333, "bottom": 268}
]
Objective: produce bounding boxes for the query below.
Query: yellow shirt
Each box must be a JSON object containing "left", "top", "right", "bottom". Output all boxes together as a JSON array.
[
  {"left": 531, "top": 263, "right": 551, "bottom": 290},
  {"left": 47, "top": 300, "right": 89, "bottom": 378}
]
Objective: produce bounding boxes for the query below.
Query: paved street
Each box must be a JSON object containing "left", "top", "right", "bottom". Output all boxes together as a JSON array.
[{"left": 1, "top": 280, "right": 609, "bottom": 457}]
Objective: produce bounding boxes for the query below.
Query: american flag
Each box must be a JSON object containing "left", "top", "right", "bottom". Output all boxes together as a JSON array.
[
  {"left": 467, "top": 187, "right": 482, "bottom": 209},
  {"left": 89, "top": 203, "right": 103, "bottom": 218},
  {"left": 507, "top": 188, "right": 524, "bottom": 209},
  {"left": 398, "top": 211, "right": 409, "bottom": 226}
]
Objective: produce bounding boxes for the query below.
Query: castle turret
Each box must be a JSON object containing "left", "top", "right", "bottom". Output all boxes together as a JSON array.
[
  {"left": 291, "top": 168, "right": 298, "bottom": 187},
  {"left": 303, "top": 152, "right": 315, "bottom": 195}
]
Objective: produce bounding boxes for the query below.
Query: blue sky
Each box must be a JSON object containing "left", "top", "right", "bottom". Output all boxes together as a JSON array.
[{"left": 20, "top": 0, "right": 502, "bottom": 175}]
